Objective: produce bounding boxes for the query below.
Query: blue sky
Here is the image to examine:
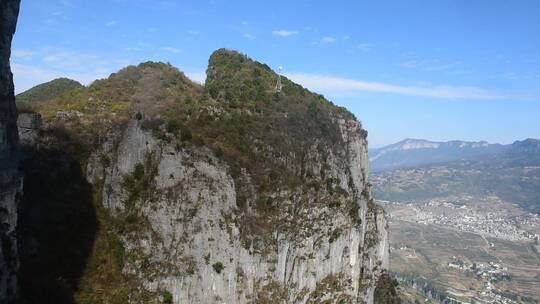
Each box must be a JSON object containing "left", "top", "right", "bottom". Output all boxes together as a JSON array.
[{"left": 11, "top": 0, "right": 540, "bottom": 147}]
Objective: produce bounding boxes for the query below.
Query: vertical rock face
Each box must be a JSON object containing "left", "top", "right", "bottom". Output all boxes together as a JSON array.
[
  {"left": 17, "top": 113, "right": 42, "bottom": 146},
  {"left": 88, "top": 116, "right": 389, "bottom": 303},
  {"left": 23, "top": 49, "right": 392, "bottom": 303},
  {"left": 0, "top": 0, "right": 21, "bottom": 302}
]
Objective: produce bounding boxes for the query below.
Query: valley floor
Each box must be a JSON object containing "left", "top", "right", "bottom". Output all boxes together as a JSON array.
[{"left": 380, "top": 196, "right": 540, "bottom": 304}]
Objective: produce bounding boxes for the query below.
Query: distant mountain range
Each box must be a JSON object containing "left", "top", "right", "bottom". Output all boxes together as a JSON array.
[
  {"left": 371, "top": 138, "right": 540, "bottom": 213},
  {"left": 370, "top": 138, "right": 512, "bottom": 172}
]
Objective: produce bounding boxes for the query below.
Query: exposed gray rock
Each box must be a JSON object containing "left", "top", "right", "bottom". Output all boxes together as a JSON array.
[
  {"left": 0, "top": 0, "right": 21, "bottom": 302},
  {"left": 55, "top": 110, "right": 83, "bottom": 121},
  {"left": 17, "top": 113, "right": 42, "bottom": 146},
  {"left": 88, "top": 116, "right": 390, "bottom": 303}
]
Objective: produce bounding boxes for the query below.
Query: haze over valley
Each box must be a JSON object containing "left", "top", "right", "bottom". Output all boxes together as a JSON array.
[{"left": 370, "top": 138, "right": 540, "bottom": 303}]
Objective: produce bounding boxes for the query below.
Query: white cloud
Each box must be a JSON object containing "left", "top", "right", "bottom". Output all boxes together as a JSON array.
[
  {"left": 187, "top": 30, "right": 200, "bottom": 35},
  {"left": 312, "top": 36, "right": 338, "bottom": 45},
  {"left": 284, "top": 72, "right": 512, "bottom": 100},
  {"left": 50, "top": 11, "right": 67, "bottom": 20},
  {"left": 39, "top": 51, "right": 121, "bottom": 69},
  {"left": 272, "top": 30, "right": 299, "bottom": 37},
  {"left": 106, "top": 20, "right": 118, "bottom": 27},
  {"left": 499, "top": 71, "right": 540, "bottom": 81},
  {"left": 12, "top": 50, "right": 34, "bottom": 59},
  {"left": 243, "top": 33, "right": 256, "bottom": 40},
  {"left": 356, "top": 43, "right": 371, "bottom": 51},
  {"left": 11, "top": 48, "right": 131, "bottom": 93},
  {"left": 400, "top": 59, "right": 460, "bottom": 71},
  {"left": 44, "top": 19, "right": 58, "bottom": 25},
  {"left": 185, "top": 72, "right": 206, "bottom": 84},
  {"left": 41, "top": 51, "right": 103, "bottom": 67},
  {"left": 160, "top": 47, "right": 180, "bottom": 53},
  {"left": 321, "top": 36, "right": 336, "bottom": 43},
  {"left": 12, "top": 63, "right": 111, "bottom": 93}
]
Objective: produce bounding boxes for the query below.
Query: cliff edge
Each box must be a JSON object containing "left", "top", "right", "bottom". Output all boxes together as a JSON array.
[
  {"left": 0, "top": 0, "right": 21, "bottom": 302},
  {"left": 87, "top": 50, "right": 391, "bottom": 303},
  {"left": 19, "top": 49, "right": 394, "bottom": 303}
]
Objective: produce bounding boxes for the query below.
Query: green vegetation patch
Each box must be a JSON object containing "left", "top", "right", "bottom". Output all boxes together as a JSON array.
[
  {"left": 212, "top": 262, "right": 224, "bottom": 274},
  {"left": 16, "top": 77, "right": 83, "bottom": 106}
]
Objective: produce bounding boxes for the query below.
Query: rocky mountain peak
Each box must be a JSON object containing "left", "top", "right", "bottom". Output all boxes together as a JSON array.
[
  {"left": 205, "top": 48, "right": 283, "bottom": 105},
  {"left": 14, "top": 48, "right": 393, "bottom": 303},
  {"left": 398, "top": 138, "right": 440, "bottom": 150},
  {"left": 510, "top": 138, "right": 540, "bottom": 153},
  {"left": 370, "top": 138, "right": 506, "bottom": 171},
  {"left": 206, "top": 48, "right": 275, "bottom": 82}
]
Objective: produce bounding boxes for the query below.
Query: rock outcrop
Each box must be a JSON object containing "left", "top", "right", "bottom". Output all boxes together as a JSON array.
[
  {"left": 19, "top": 49, "right": 393, "bottom": 303},
  {"left": 0, "top": 0, "right": 21, "bottom": 302},
  {"left": 83, "top": 50, "right": 391, "bottom": 303},
  {"left": 88, "top": 117, "right": 389, "bottom": 303},
  {"left": 17, "top": 113, "right": 42, "bottom": 146}
]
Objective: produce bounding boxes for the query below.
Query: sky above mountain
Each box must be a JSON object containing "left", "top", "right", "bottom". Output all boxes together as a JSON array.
[{"left": 11, "top": 0, "right": 540, "bottom": 147}]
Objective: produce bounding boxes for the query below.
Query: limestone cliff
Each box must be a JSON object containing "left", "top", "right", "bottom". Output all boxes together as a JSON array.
[
  {"left": 17, "top": 113, "right": 42, "bottom": 146},
  {"left": 20, "top": 49, "right": 392, "bottom": 303},
  {"left": 0, "top": 0, "right": 21, "bottom": 302},
  {"left": 84, "top": 50, "right": 390, "bottom": 303},
  {"left": 87, "top": 117, "right": 388, "bottom": 303}
]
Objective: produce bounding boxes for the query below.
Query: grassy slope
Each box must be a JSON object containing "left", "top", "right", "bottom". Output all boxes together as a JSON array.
[{"left": 16, "top": 77, "right": 83, "bottom": 107}]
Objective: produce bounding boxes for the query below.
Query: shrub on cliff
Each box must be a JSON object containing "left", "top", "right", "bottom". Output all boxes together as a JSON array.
[
  {"left": 374, "top": 273, "right": 401, "bottom": 304},
  {"left": 212, "top": 262, "right": 224, "bottom": 274},
  {"left": 163, "top": 291, "right": 173, "bottom": 304}
]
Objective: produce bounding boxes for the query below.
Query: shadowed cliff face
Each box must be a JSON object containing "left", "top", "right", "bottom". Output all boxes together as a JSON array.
[
  {"left": 0, "top": 0, "right": 21, "bottom": 302},
  {"left": 17, "top": 138, "right": 97, "bottom": 303},
  {"left": 0, "top": 0, "right": 20, "bottom": 164}
]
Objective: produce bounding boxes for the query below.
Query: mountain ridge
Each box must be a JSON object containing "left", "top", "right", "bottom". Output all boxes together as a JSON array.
[
  {"left": 368, "top": 138, "right": 535, "bottom": 172},
  {"left": 16, "top": 77, "right": 83, "bottom": 107},
  {"left": 371, "top": 138, "right": 540, "bottom": 213},
  {"left": 17, "top": 49, "right": 396, "bottom": 303}
]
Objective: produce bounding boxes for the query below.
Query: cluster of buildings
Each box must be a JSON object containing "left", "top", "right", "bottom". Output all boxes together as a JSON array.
[
  {"left": 448, "top": 259, "right": 511, "bottom": 283},
  {"left": 401, "top": 200, "right": 540, "bottom": 242},
  {"left": 448, "top": 258, "right": 518, "bottom": 304},
  {"left": 383, "top": 198, "right": 540, "bottom": 303}
]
